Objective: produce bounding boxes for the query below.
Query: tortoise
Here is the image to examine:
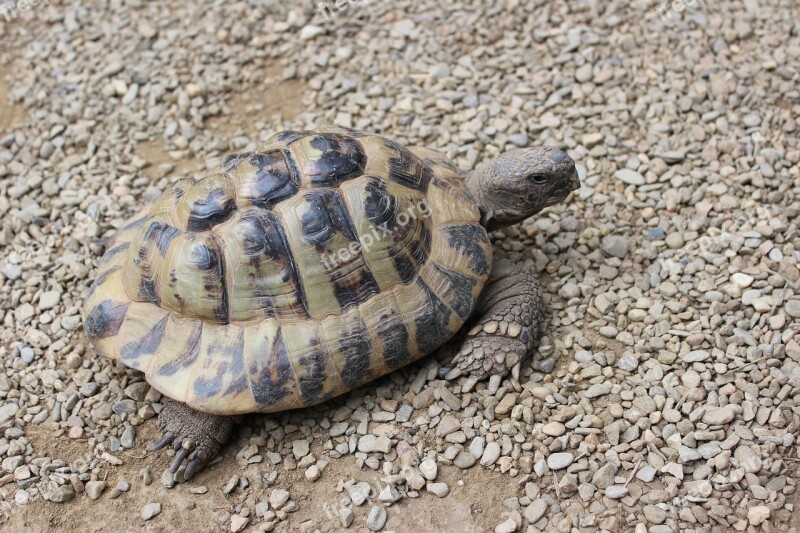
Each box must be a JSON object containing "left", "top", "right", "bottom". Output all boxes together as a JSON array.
[{"left": 82, "top": 126, "right": 579, "bottom": 479}]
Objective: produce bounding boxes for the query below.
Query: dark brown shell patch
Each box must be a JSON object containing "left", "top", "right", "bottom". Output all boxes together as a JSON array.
[
  {"left": 120, "top": 316, "right": 168, "bottom": 362},
  {"left": 296, "top": 338, "right": 328, "bottom": 405},
  {"left": 432, "top": 264, "right": 477, "bottom": 320},
  {"left": 338, "top": 318, "right": 373, "bottom": 389},
  {"left": 143, "top": 221, "right": 180, "bottom": 255},
  {"left": 250, "top": 330, "right": 293, "bottom": 406},
  {"left": 223, "top": 332, "right": 247, "bottom": 396},
  {"left": 156, "top": 323, "right": 202, "bottom": 376},
  {"left": 238, "top": 151, "right": 299, "bottom": 209},
  {"left": 384, "top": 138, "right": 432, "bottom": 192},
  {"left": 363, "top": 178, "right": 399, "bottom": 229},
  {"left": 190, "top": 237, "right": 228, "bottom": 323},
  {"left": 221, "top": 152, "right": 253, "bottom": 173},
  {"left": 300, "top": 189, "right": 359, "bottom": 247},
  {"left": 375, "top": 309, "right": 411, "bottom": 370},
  {"left": 274, "top": 130, "right": 313, "bottom": 145},
  {"left": 413, "top": 279, "right": 453, "bottom": 354},
  {"left": 187, "top": 187, "right": 237, "bottom": 232},
  {"left": 84, "top": 299, "right": 129, "bottom": 340},
  {"left": 303, "top": 133, "right": 367, "bottom": 186},
  {"left": 443, "top": 224, "right": 490, "bottom": 276}
]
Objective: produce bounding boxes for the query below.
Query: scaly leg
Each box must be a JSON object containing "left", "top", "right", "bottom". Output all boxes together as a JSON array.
[{"left": 452, "top": 259, "right": 545, "bottom": 380}]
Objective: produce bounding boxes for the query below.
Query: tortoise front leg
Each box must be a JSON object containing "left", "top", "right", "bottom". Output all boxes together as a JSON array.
[
  {"left": 150, "top": 398, "right": 235, "bottom": 480},
  {"left": 452, "top": 259, "right": 545, "bottom": 382}
]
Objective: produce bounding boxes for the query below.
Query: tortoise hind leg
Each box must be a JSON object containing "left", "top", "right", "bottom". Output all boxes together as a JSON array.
[
  {"left": 451, "top": 259, "right": 545, "bottom": 383},
  {"left": 150, "top": 398, "right": 235, "bottom": 480}
]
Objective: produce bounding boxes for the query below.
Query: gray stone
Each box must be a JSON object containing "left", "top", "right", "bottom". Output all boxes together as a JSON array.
[
  {"left": 542, "top": 422, "right": 566, "bottom": 437},
  {"left": 419, "top": 458, "right": 437, "bottom": 480},
  {"left": 378, "top": 484, "right": 401, "bottom": 503},
  {"left": 255, "top": 501, "right": 270, "bottom": 517},
  {"left": 0, "top": 403, "right": 19, "bottom": 423},
  {"left": 426, "top": 482, "right": 449, "bottom": 497},
  {"left": 601, "top": 236, "right": 629, "bottom": 258},
  {"left": 604, "top": 485, "right": 628, "bottom": 499},
  {"left": 222, "top": 475, "right": 238, "bottom": 494},
  {"left": 454, "top": 451, "right": 477, "bottom": 469},
  {"left": 401, "top": 466, "right": 426, "bottom": 490},
  {"left": 395, "top": 404, "right": 413, "bottom": 423},
  {"left": 702, "top": 406, "right": 735, "bottom": 425},
  {"left": 584, "top": 383, "right": 610, "bottom": 399},
  {"left": 480, "top": 442, "right": 501, "bottom": 466},
  {"left": 141, "top": 502, "right": 161, "bottom": 520},
  {"left": 657, "top": 150, "right": 686, "bottom": 163},
  {"left": 495, "top": 518, "right": 518, "bottom": 533},
  {"left": 734, "top": 445, "right": 762, "bottom": 473},
  {"left": 436, "top": 415, "right": 460, "bottom": 437},
  {"left": 86, "top": 480, "right": 106, "bottom": 500},
  {"left": 15, "top": 489, "right": 29, "bottom": 505},
  {"left": 678, "top": 445, "right": 702, "bottom": 463},
  {"left": 120, "top": 426, "right": 135, "bottom": 449},
  {"left": 50, "top": 485, "right": 75, "bottom": 503},
  {"left": 347, "top": 482, "right": 371, "bottom": 506},
  {"left": 20, "top": 346, "right": 35, "bottom": 364},
  {"left": 618, "top": 354, "right": 638, "bottom": 371},
  {"left": 269, "top": 489, "right": 290, "bottom": 509},
  {"left": 469, "top": 437, "right": 485, "bottom": 459},
  {"left": 592, "top": 463, "right": 617, "bottom": 489},
  {"left": 339, "top": 507, "right": 354, "bottom": 528},
  {"left": 643, "top": 504, "right": 667, "bottom": 524},
  {"left": 614, "top": 168, "right": 645, "bottom": 185},
  {"left": 786, "top": 300, "right": 800, "bottom": 318},
  {"left": 684, "top": 350, "right": 709, "bottom": 362},
  {"left": 636, "top": 465, "right": 656, "bottom": 483},
  {"left": 524, "top": 498, "right": 547, "bottom": 523},
  {"left": 366, "top": 506, "right": 387, "bottom": 531},
  {"left": 547, "top": 452, "right": 574, "bottom": 470},
  {"left": 38, "top": 290, "right": 61, "bottom": 310},
  {"left": 748, "top": 506, "right": 771, "bottom": 526},
  {"left": 292, "top": 439, "right": 309, "bottom": 459}
]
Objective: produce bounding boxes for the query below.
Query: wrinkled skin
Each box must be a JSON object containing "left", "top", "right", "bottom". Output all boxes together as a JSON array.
[{"left": 465, "top": 146, "right": 580, "bottom": 231}]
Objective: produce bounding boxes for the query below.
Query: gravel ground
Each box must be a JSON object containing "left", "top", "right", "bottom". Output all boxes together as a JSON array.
[{"left": 1, "top": 0, "right": 800, "bottom": 532}]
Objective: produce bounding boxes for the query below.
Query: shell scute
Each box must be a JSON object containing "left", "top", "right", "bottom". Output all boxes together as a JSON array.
[
  {"left": 292, "top": 133, "right": 367, "bottom": 187},
  {"left": 233, "top": 150, "right": 299, "bottom": 209},
  {"left": 243, "top": 320, "right": 297, "bottom": 409},
  {"left": 179, "top": 174, "right": 237, "bottom": 232},
  {"left": 216, "top": 209, "right": 308, "bottom": 322}
]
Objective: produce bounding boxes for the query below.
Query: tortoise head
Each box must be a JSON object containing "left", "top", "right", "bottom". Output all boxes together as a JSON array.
[{"left": 465, "top": 146, "right": 580, "bottom": 231}]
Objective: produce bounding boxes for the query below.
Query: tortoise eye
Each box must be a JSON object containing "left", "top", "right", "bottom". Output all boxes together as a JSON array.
[{"left": 530, "top": 174, "right": 548, "bottom": 185}]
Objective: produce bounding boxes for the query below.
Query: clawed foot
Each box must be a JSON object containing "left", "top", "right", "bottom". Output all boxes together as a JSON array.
[
  {"left": 149, "top": 399, "right": 234, "bottom": 480},
  {"left": 150, "top": 429, "right": 212, "bottom": 480}
]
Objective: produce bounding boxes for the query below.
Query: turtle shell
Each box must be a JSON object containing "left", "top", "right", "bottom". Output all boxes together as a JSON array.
[{"left": 82, "top": 127, "right": 492, "bottom": 414}]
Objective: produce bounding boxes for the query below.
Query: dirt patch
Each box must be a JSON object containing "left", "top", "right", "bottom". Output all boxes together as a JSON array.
[
  {"left": 208, "top": 63, "right": 307, "bottom": 137},
  {"left": 134, "top": 140, "right": 205, "bottom": 182},
  {"left": 9, "top": 413, "right": 516, "bottom": 533},
  {"left": 0, "top": 61, "right": 26, "bottom": 132}
]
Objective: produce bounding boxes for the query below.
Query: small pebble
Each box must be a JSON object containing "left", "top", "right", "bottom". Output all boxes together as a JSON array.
[
  {"left": 141, "top": 503, "right": 162, "bottom": 521},
  {"left": 366, "top": 506, "right": 387, "bottom": 531}
]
